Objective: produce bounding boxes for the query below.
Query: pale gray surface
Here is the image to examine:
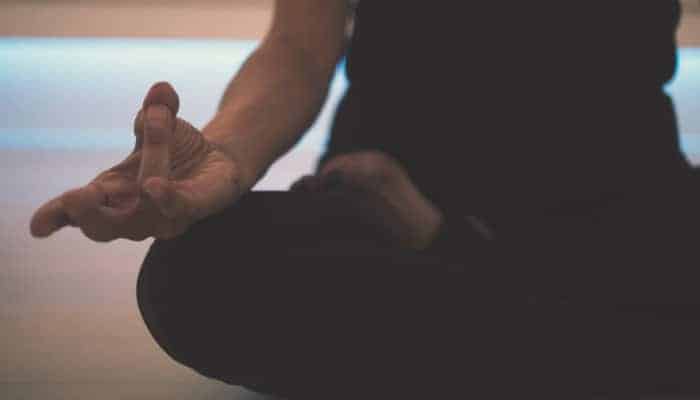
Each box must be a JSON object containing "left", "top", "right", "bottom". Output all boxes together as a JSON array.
[
  {"left": 0, "top": 37, "right": 333, "bottom": 400},
  {"left": 0, "top": 148, "right": 317, "bottom": 400}
]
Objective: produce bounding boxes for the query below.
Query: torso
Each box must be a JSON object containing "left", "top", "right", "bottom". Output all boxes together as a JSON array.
[{"left": 326, "top": 1, "right": 687, "bottom": 215}]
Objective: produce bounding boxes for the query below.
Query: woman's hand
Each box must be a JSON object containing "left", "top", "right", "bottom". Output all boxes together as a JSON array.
[
  {"left": 30, "top": 82, "right": 243, "bottom": 241},
  {"left": 292, "top": 150, "right": 444, "bottom": 251}
]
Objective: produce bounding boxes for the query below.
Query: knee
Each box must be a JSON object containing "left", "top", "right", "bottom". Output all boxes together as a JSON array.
[
  {"left": 136, "top": 237, "right": 278, "bottom": 388},
  {"left": 136, "top": 239, "right": 231, "bottom": 380},
  {"left": 136, "top": 239, "right": 205, "bottom": 373}
]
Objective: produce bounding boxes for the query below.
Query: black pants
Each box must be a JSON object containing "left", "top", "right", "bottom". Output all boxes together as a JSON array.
[{"left": 137, "top": 169, "right": 700, "bottom": 399}]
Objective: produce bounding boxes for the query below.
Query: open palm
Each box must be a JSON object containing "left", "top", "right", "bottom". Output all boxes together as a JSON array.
[{"left": 30, "top": 82, "right": 242, "bottom": 241}]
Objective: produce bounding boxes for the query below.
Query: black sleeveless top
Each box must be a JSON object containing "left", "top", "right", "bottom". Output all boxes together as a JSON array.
[{"left": 325, "top": 2, "right": 687, "bottom": 215}]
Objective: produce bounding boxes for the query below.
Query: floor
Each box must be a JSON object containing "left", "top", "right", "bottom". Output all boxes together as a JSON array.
[
  {"left": 1, "top": 38, "right": 700, "bottom": 399},
  {"left": 0, "top": 39, "right": 340, "bottom": 400}
]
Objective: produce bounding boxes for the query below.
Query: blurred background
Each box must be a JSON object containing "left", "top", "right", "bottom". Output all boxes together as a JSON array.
[{"left": 1, "top": 1, "right": 700, "bottom": 399}]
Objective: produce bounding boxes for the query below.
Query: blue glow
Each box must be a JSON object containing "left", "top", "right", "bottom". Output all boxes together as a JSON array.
[
  {"left": 0, "top": 37, "right": 348, "bottom": 153},
  {"left": 680, "top": 132, "right": 700, "bottom": 155},
  {"left": 0, "top": 38, "right": 698, "bottom": 161},
  {"left": 0, "top": 128, "right": 132, "bottom": 150}
]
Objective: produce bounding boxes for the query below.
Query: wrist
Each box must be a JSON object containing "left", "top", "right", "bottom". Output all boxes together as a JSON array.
[
  {"left": 201, "top": 112, "right": 234, "bottom": 152},
  {"left": 202, "top": 124, "right": 258, "bottom": 193}
]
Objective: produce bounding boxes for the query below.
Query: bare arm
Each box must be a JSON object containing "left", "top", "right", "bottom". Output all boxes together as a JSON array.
[
  {"left": 202, "top": 0, "right": 349, "bottom": 190},
  {"left": 29, "top": 0, "right": 348, "bottom": 241}
]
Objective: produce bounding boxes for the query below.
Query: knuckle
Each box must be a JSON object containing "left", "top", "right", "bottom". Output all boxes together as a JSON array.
[
  {"left": 340, "top": 151, "right": 395, "bottom": 187},
  {"left": 62, "top": 202, "right": 83, "bottom": 223},
  {"left": 61, "top": 188, "right": 82, "bottom": 205},
  {"left": 360, "top": 151, "right": 394, "bottom": 170}
]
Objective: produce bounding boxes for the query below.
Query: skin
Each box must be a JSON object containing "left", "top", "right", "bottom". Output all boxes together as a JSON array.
[
  {"left": 291, "top": 151, "right": 444, "bottom": 250},
  {"left": 30, "top": 83, "right": 240, "bottom": 241},
  {"left": 30, "top": 0, "right": 443, "bottom": 250}
]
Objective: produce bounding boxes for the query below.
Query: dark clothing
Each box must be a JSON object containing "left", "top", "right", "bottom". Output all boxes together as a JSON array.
[
  {"left": 327, "top": 1, "right": 688, "bottom": 217},
  {"left": 135, "top": 2, "right": 700, "bottom": 398},
  {"left": 138, "top": 169, "right": 700, "bottom": 398}
]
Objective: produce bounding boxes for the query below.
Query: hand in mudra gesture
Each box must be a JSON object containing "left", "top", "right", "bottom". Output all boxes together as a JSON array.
[{"left": 30, "top": 82, "right": 242, "bottom": 241}]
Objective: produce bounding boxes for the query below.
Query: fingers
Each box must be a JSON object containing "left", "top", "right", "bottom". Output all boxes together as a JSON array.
[
  {"left": 30, "top": 184, "right": 123, "bottom": 242},
  {"left": 142, "top": 177, "right": 189, "bottom": 220},
  {"left": 138, "top": 177, "right": 193, "bottom": 239},
  {"left": 319, "top": 156, "right": 360, "bottom": 192},
  {"left": 177, "top": 157, "right": 241, "bottom": 221},
  {"left": 30, "top": 195, "right": 72, "bottom": 238},
  {"left": 134, "top": 82, "right": 179, "bottom": 150},
  {"left": 31, "top": 185, "right": 103, "bottom": 238},
  {"left": 65, "top": 185, "right": 119, "bottom": 242},
  {"left": 31, "top": 178, "right": 192, "bottom": 242},
  {"left": 290, "top": 174, "right": 323, "bottom": 192},
  {"left": 138, "top": 105, "right": 173, "bottom": 182},
  {"left": 318, "top": 151, "right": 403, "bottom": 193},
  {"left": 133, "top": 109, "right": 144, "bottom": 151},
  {"left": 142, "top": 82, "right": 180, "bottom": 115},
  {"left": 137, "top": 82, "right": 180, "bottom": 184}
]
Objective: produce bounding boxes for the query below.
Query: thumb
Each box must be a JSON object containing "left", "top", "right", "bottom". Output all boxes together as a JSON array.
[
  {"left": 137, "top": 82, "right": 180, "bottom": 184},
  {"left": 133, "top": 82, "right": 180, "bottom": 150}
]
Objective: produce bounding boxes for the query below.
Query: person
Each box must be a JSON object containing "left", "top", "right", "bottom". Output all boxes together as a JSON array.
[{"left": 30, "top": 1, "right": 700, "bottom": 398}]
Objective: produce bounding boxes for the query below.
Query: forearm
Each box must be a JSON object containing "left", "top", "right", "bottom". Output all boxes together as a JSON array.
[{"left": 202, "top": 40, "right": 336, "bottom": 191}]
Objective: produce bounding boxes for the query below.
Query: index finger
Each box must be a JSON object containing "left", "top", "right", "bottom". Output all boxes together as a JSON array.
[
  {"left": 30, "top": 195, "right": 72, "bottom": 238},
  {"left": 30, "top": 183, "right": 109, "bottom": 238}
]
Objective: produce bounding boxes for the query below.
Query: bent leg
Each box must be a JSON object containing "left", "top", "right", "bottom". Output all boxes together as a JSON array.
[
  {"left": 524, "top": 167, "right": 700, "bottom": 396},
  {"left": 136, "top": 191, "right": 503, "bottom": 398}
]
